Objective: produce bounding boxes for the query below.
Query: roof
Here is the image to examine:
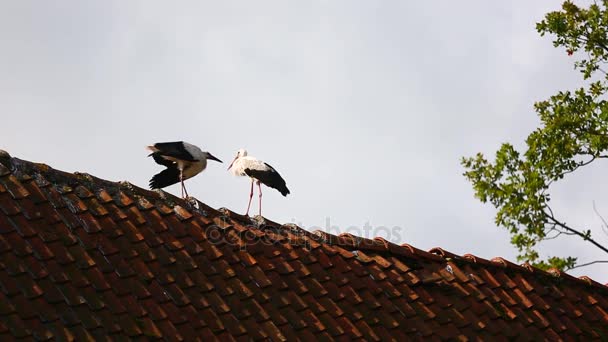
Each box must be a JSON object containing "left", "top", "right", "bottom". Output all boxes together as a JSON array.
[{"left": 0, "top": 150, "right": 607, "bottom": 341}]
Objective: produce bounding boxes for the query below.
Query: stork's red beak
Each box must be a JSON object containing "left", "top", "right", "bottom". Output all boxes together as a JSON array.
[
  {"left": 207, "top": 153, "right": 222, "bottom": 163},
  {"left": 227, "top": 156, "right": 237, "bottom": 170}
]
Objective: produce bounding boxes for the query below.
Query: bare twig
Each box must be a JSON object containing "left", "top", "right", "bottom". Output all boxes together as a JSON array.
[
  {"left": 593, "top": 200, "right": 608, "bottom": 236},
  {"left": 546, "top": 204, "right": 556, "bottom": 218},
  {"left": 544, "top": 225, "right": 576, "bottom": 238},
  {"left": 557, "top": 156, "right": 596, "bottom": 179},
  {"left": 543, "top": 231, "right": 563, "bottom": 240},
  {"left": 567, "top": 260, "right": 608, "bottom": 270}
]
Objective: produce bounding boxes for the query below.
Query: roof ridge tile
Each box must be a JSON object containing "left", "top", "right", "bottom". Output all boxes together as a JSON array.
[
  {"left": 490, "top": 257, "right": 528, "bottom": 272},
  {"left": 429, "top": 247, "right": 461, "bottom": 260}
]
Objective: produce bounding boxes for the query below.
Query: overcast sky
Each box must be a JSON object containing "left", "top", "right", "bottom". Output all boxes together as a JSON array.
[{"left": 1, "top": 1, "right": 606, "bottom": 283}]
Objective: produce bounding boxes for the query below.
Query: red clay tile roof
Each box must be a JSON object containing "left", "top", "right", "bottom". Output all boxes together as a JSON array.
[{"left": 0, "top": 150, "right": 607, "bottom": 340}]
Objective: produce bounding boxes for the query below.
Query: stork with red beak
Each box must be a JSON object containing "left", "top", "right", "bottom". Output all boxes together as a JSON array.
[{"left": 227, "top": 149, "right": 290, "bottom": 216}]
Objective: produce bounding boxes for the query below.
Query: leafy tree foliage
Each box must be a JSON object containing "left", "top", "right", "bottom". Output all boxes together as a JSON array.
[{"left": 462, "top": 1, "right": 608, "bottom": 270}]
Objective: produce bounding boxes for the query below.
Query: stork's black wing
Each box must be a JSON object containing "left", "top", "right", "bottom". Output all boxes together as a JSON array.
[
  {"left": 150, "top": 141, "right": 197, "bottom": 161},
  {"left": 150, "top": 152, "right": 175, "bottom": 167},
  {"left": 149, "top": 164, "right": 180, "bottom": 189},
  {"left": 245, "top": 163, "right": 290, "bottom": 196}
]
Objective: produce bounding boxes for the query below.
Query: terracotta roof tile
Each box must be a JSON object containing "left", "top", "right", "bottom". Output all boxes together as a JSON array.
[{"left": 0, "top": 153, "right": 607, "bottom": 340}]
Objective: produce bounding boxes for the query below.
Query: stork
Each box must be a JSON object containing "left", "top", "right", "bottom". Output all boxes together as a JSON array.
[
  {"left": 147, "top": 141, "right": 222, "bottom": 198},
  {"left": 227, "top": 148, "right": 290, "bottom": 216}
]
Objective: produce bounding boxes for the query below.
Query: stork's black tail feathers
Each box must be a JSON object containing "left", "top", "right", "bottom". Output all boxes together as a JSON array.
[
  {"left": 274, "top": 181, "right": 290, "bottom": 196},
  {"left": 244, "top": 167, "right": 290, "bottom": 197},
  {"left": 149, "top": 167, "right": 180, "bottom": 189},
  {"left": 259, "top": 178, "right": 290, "bottom": 197}
]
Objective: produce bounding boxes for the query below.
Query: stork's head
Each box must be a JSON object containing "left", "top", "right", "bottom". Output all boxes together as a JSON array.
[{"left": 227, "top": 148, "right": 248, "bottom": 170}]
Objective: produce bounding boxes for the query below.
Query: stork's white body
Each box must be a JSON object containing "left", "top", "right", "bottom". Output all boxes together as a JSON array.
[{"left": 229, "top": 155, "right": 273, "bottom": 177}]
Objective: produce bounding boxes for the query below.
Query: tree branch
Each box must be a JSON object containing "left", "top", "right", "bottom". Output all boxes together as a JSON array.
[
  {"left": 544, "top": 210, "right": 608, "bottom": 255},
  {"left": 579, "top": 34, "right": 608, "bottom": 54},
  {"left": 543, "top": 230, "right": 564, "bottom": 240},
  {"left": 567, "top": 260, "right": 608, "bottom": 270}
]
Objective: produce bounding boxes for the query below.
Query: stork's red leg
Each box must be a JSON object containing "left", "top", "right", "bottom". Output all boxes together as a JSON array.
[
  {"left": 180, "top": 169, "right": 187, "bottom": 198},
  {"left": 245, "top": 179, "right": 254, "bottom": 216},
  {"left": 258, "top": 181, "right": 262, "bottom": 216}
]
